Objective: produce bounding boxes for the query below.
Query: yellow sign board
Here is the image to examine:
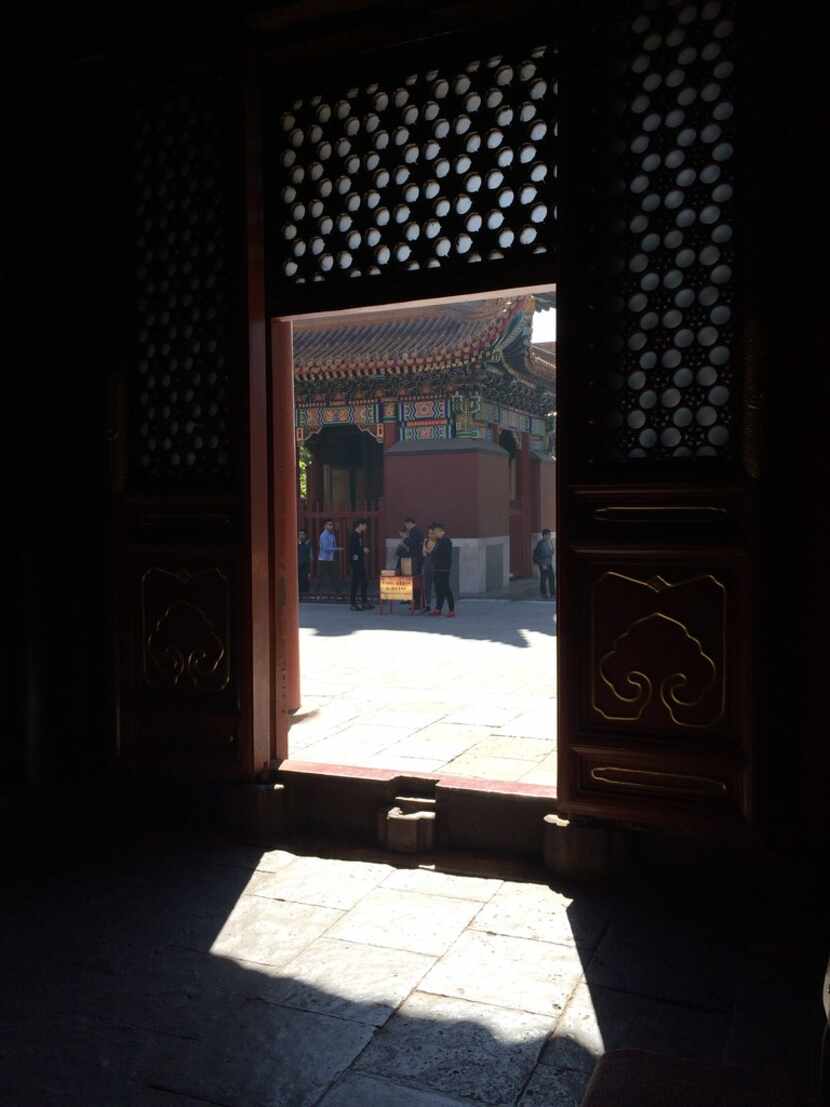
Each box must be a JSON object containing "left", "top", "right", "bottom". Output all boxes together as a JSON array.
[{"left": 379, "top": 575, "right": 414, "bottom": 601}]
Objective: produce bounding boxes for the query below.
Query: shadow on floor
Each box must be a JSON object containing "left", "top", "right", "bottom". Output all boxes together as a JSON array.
[
  {"left": 1, "top": 825, "right": 825, "bottom": 1106},
  {"left": 300, "top": 600, "right": 556, "bottom": 651}
]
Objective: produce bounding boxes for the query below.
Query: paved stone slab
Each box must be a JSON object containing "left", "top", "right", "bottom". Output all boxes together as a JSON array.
[
  {"left": 472, "top": 881, "right": 609, "bottom": 951},
  {"left": 321, "top": 1072, "right": 473, "bottom": 1107},
  {"left": 500, "top": 712, "right": 556, "bottom": 740},
  {"left": 539, "top": 980, "right": 731, "bottom": 1074},
  {"left": 519, "top": 757, "right": 558, "bottom": 785},
  {"left": 356, "top": 990, "right": 554, "bottom": 1104},
  {"left": 464, "top": 735, "right": 552, "bottom": 761},
  {"left": 387, "top": 722, "right": 495, "bottom": 758},
  {"left": 344, "top": 753, "right": 448, "bottom": 772},
  {"left": 327, "top": 888, "right": 482, "bottom": 956},
  {"left": 49, "top": 951, "right": 240, "bottom": 1044},
  {"left": 302, "top": 725, "right": 417, "bottom": 762},
  {"left": 246, "top": 856, "right": 390, "bottom": 911},
  {"left": 420, "top": 929, "right": 583, "bottom": 1017},
  {"left": 208, "top": 894, "right": 342, "bottom": 967},
  {"left": 442, "top": 705, "right": 525, "bottom": 728},
  {"left": 261, "top": 937, "right": 435, "bottom": 1026},
  {"left": 383, "top": 698, "right": 460, "bottom": 714},
  {"left": 585, "top": 917, "right": 739, "bottom": 1011},
  {"left": 3, "top": 1015, "right": 158, "bottom": 1107},
  {"left": 382, "top": 867, "right": 503, "bottom": 902},
  {"left": 364, "top": 708, "right": 454, "bottom": 729},
  {"left": 144, "top": 995, "right": 373, "bottom": 1107},
  {"left": 518, "top": 1063, "right": 591, "bottom": 1107},
  {"left": 442, "top": 754, "right": 534, "bottom": 782},
  {"left": 290, "top": 724, "right": 346, "bottom": 751},
  {"left": 302, "top": 680, "right": 363, "bottom": 696}
]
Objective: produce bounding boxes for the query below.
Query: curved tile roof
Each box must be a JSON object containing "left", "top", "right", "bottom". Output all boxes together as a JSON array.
[{"left": 293, "top": 295, "right": 554, "bottom": 383}]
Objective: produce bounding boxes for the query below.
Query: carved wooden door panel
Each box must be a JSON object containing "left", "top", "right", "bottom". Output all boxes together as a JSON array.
[
  {"left": 557, "top": 0, "right": 760, "bottom": 833},
  {"left": 112, "top": 66, "right": 272, "bottom": 785}
]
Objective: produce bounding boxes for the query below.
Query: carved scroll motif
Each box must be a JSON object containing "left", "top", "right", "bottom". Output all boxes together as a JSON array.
[
  {"left": 592, "top": 572, "right": 727, "bottom": 730},
  {"left": 141, "top": 567, "right": 231, "bottom": 692}
]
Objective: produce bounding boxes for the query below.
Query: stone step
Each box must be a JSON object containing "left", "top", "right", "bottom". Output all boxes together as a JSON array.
[
  {"left": 377, "top": 804, "right": 436, "bottom": 854},
  {"left": 393, "top": 794, "right": 437, "bottom": 816}
]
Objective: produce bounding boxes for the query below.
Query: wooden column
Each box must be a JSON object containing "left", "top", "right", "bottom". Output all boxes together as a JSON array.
[
  {"left": 517, "top": 431, "right": 533, "bottom": 577},
  {"left": 243, "top": 62, "right": 273, "bottom": 777},
  {"left": 272, "top": 320, "right": 301, "bottom": 753},
  {"left": 311, "top": 445, "right": 324, "bottom": 509}
]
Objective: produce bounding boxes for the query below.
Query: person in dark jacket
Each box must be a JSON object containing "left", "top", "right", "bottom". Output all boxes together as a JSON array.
[
  {"left": 429, "top": 523, "right": 455, "bottom": 617},
  {"left": 419, "top": 525, "right": 436, "bottom": 613},
  {"left": 298, "top": 529, "right": 312, "bottom": 596},
  {"left": 349, "top": 519, "right": 373, "bottom": 610},
  {"left": 533, "top": 528, "right": 555, "bottom": 599},
  {"left": 394, "top": 527, "right": 410, "bottom": 574},
  {"left": 403, "top": 516, "right": 424, "bottom": 576}
]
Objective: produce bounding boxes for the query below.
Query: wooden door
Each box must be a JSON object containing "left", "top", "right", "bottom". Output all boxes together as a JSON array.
[
  {"left": 556, "top": 0, "right": 759, "bottom": 834},
  {"left": 112, "top": 61, "right": 274, "bottom": 786},
  {"left": 108, "top": 2, "right": 768, "bottom": 845}
]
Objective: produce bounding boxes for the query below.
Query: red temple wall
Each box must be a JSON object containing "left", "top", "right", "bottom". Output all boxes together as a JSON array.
[{"left": 382, "top": 444, "right": 509, "bottom": 540}]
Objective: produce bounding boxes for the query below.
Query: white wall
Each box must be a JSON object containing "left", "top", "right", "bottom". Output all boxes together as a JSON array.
[{"left": 384, "top": 536, "right": 510, "bottom": 595}]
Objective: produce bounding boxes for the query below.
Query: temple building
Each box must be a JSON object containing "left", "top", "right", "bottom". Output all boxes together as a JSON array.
[{"left": 294, "top": 292, "right": 557, "bottom": 594}]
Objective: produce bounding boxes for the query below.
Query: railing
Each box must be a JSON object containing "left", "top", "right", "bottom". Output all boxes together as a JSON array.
[{"left": 299, "top": 500, "right": 384, "bottom": 595}]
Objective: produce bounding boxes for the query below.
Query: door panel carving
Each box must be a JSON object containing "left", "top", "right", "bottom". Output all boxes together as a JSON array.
[
  {"left": 560, "top": 544, "right": 752, "bottom": 824},
  {"left": 568, "top": 744, "right": 745, "bottom": 818},
  {"left": 141, "top": 567, "right": 231, "bottom": 693},
  {"left": 591, "top": 570, "right": 726, "bottom": 730},
  {"left": 119, "top": 555, "right": 241, "bottom": 768}
]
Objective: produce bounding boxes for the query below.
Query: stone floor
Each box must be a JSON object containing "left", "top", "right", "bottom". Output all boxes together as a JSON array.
[
  {"left": 2, "top": 833, "right": 825, "bottom": 1106},
  {"left": 289, "top": 599, "right": 557, "bottom": 785}
]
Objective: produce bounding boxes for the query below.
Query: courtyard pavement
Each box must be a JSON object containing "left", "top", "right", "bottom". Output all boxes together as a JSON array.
[{"left": 289, "top": 599, "right": 557, "bottom": 785}]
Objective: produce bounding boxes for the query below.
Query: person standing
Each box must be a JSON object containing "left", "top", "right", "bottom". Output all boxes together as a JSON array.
[
  {"left": 317, "top": 519, "right": 340, "bottom": 596},
  {"left": 349, "top": 519, "right": 373, "bottom": 610},
  {"left": 420, "top": 525, "right": 436, "bottom": 614},
  {"left": 533, "top": 528, "right": 555, "bottom": 599},
  {"left": 394, "top": 527, "right": 410, "bottom": 574},
  {"left": 403, "top": 516, "right": 424, "bottom": 610},
  {"left": 430, "top": 523, "right": 455, "bottom": 618},
  {"left": 298, "top": 528, "right": 312, "bottom": 596},
  {"left": 403, "top": 517, "right": 424, "bottom": 575}
]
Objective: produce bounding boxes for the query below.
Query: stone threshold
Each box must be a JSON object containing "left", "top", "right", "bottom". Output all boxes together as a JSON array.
[{"left": 274, "top": 759, "right": 558, "bottom": 857}]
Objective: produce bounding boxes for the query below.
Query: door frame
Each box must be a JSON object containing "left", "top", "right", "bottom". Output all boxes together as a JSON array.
[{"left": 268, "top": 283, "right": 557, "bottom": 782}]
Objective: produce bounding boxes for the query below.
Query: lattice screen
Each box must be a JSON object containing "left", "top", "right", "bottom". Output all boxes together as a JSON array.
[
  {"left": 605, "top": 0, "right": 737, "bottom": 459},
  {"left": 270, "top": 44, "right": 557, "bottom": 286},
  {"left": 131, "top": 88, "right": 233, "bottom": 486}
]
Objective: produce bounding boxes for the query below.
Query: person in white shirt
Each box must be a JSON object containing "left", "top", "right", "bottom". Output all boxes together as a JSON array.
[{"left": 316, "top": 519, "right": 341, "bottom": 596}]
